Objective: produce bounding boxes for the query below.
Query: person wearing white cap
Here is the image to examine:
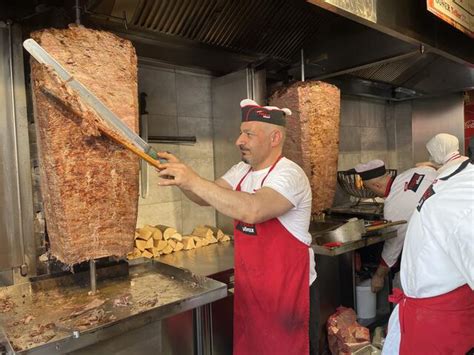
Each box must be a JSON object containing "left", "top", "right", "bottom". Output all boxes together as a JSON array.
[
  {"left": 354, "top": 160, "right": 437, "bottom": 293},
  {"left": 156, "top": 99, "right": 317, "bottom": 355},
  {"left": 383, "top": 157, "right": 474, "bottom": 354},
  {"left": 425, "top": 133, "right": 468, "bottom": 175}
]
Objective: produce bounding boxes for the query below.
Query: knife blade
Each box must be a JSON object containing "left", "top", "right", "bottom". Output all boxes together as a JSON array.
[{"left": 23, "top": 38, "right": 165, "bottom": 164}]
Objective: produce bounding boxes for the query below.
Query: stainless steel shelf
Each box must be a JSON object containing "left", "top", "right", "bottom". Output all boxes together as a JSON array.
[{"left": 312, "top": 231, "right": 397, "bottom": 256}]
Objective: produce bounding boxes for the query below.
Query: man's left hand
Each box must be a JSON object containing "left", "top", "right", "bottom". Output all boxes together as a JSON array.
[{"left": 371, "top": 265, "right": 390, "bottom": 293}]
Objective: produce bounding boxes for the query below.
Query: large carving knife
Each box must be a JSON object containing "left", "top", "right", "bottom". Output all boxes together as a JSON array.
[{"left": 23, "top": 38, "right": 165, "bottom": 168}]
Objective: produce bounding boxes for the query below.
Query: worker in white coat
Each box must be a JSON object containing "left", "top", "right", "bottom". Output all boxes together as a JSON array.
[
  {"left": 383, "top": 157, "right": 474, "bottom": 354},
  {"left": 354, "top": 160, "right": 437, "bottom": 293}
]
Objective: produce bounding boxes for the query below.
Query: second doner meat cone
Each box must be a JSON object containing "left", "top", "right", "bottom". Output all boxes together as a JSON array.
[{"left": 270, "top": 81, "right": 341, "bottom": 215}]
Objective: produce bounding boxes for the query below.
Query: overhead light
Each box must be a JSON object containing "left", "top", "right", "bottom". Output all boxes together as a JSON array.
[{"left": 394, "top": 86, "right": 417, "bottom": 96}]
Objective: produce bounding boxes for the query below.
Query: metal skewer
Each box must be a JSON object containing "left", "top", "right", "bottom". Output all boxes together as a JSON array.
[{"left": 89, "top": 259, "right": 97, "bottom": 295}]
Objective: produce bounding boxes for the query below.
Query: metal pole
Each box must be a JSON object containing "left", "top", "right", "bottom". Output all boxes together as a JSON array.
[
  {"left": 301, "top": 48, "right": 305, "bottom": 82},
  {"left": 7, "top": 20, "right": 26, "bottom": 269},
  {"left": 75, "top": 0, "right": 81, "bottom": 25},
  {"left": 89, "top": 259, "right": 97, "bottom": 294}
]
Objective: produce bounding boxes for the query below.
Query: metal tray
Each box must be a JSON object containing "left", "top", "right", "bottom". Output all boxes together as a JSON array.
[
  {"left": 312, "top": 219, "right": 365, "bottom": 246},
  {"left": 0, "top": 261, "right": 226, "bottom": 354}
]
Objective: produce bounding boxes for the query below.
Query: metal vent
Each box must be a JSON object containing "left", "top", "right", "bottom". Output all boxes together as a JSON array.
[
  {"left": 347, "top": 53, "right": 435, "bottom": 87},
  {"left": 128, "top": 0, "right": 333, "bottom": 62}
]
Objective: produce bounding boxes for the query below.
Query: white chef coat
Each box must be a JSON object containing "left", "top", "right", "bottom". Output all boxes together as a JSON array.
[
  {"left": 382, "top": 166, "right": 437, "bottom": 267},
  {"left": 436, "top": 153, "right": 469, "bottom": 176},
  {"left": 383, "top": 159, "right": 474, "bottom": 354},
  {"left": 221, "top": 157, "right": 316, "bottom": 285}
]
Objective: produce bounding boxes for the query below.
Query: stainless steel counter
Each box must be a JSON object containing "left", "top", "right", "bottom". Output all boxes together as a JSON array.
[
  {"left": 156, "top": 242, "right": 234, "bottom": 277},
  {"left": 156, "top": 230, "right": 397, "bottom": 266},
  {"left": 312, "top": 231, "right": 397, "bottom": 256},
  {"left": 156, "top": 242, "right": 235, "bottom": 355}
]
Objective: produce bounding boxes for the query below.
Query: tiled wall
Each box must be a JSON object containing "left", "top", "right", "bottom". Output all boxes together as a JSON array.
[
  {"left": 136, "top": 64, "right": 216, "bottom": 234},
  {"left": 338, "top": 95, "right": 413, "bottom": 171},
  {"left": 335, "top": 95, "right": 412, "bottom": 205}
]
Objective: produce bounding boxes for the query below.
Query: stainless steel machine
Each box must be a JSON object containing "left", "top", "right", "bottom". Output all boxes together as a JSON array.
[{"left": 0, "top": 22, "right": 229, "bottom": 355}]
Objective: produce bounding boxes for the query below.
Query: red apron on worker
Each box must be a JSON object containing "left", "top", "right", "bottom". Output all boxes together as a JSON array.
[
  {"left": 389, "top": 285, "right": 474, "bottom": 354},
  {"left": 233, "top": 156, "right": 310, "bottom": 355}
]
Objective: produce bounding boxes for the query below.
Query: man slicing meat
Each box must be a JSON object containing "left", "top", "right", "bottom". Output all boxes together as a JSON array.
[
  {"left": 354, "top": 160, "right": 437, "bottom": 293},
  {"left": 156, "top": 99, "right": 317, "bottom": 355},
  {"left": 383, "top": 157, "right": 474, "bottom": 354}
]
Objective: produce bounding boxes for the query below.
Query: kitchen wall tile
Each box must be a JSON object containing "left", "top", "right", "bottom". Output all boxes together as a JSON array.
[
  {"left": 147, "top": 114, "right": 179, "bottom": 137},
  {"left": 340, "top": 96, "right": 360, "bottom": 127},
  {"left": 385, "top": 112, "right": 397, "bottom": 152},
  {"left": 339, "top": 126, "right": 361, "bottom": 153},
  {"left": 397, "top": 146, "right": 414, "bottom": 172},
  {"left": 394, "top": 102, "right": 413, "bottom": 147},
  {"left": 138, "top": 68, "right": 177, "bottom": 116},
  {"left": 180, "top": 156, "right": 215, "bottom": 181},
  {"left": 360, "top": 99, "right": 386, "bottom": 128},
  {"left": 213, "top": 119, "right": 241, "bottom": 179},
  {"left": 136, "top": 201, "right": 182, "bottom": 231},
  {"left": 139, "top": 168, "right": 181, "bottom": 206},
  {"left": 361, "top": 127, "right": 388, "bottom": 152},
  {"left": 397, "top": 118, "right": 412, "bottom": 148},
  {"left": 361, "top": 151, "right": 388, "bottom": 164},
  {"left": 178, "top": 116, "right": 213, "bottom": 159},
  {"left": 176, "top": 73, "right": 211, "bottom": 118},
  {"left": 337, "top": 153, "right": 361, "bottom": 171},
  {"left": 386, "top": 151, "right": 398, "bottom": 170},
  {"left": 181, "top": 199, "right": 216, "bottom": 235}
]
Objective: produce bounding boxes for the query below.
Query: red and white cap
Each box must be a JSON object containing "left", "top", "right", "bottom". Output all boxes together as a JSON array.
[
  {"left": 240, "top": 99, "right": 291, "bottom": 127},
  {"left": 354, "top": 160, "right": 386, "bottom": 181}
]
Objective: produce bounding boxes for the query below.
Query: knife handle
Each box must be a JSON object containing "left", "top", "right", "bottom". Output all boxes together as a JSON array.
[
  {"left": 101, "top": 130, "right": 165, "bottom": 170},
  {"left": 144, "top": 146, "right": 167, "bottom": 164}
]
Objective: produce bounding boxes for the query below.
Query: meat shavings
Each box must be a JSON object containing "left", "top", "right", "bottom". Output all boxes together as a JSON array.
[
  {"left": 113, "top": 295, "right": 132, "bottom": 307},
  {"left": 75, "top": 308, "right": 106, "bottom": 330},
  {"left": 21, "top": 315, "right": 35, "bottom": 325},
  {"left": 138, "top": 297, "right": 158, "bottom": 308},
  {"left": 0, "top": 296, "right": 15, "bottom": 313},
  {"left": 28, "top": 322, "right": 56, "bottom": 346},
  {"left": 67, "top": 298, "right": 105, "bottom": 318}
]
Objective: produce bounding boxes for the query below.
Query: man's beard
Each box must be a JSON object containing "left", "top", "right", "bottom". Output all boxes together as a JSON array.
[{"left": 240, "top": 147, "right": 250, "bottom": 164}]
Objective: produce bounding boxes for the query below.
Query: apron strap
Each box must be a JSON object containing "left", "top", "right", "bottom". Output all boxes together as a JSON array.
[
  {"left": 260, "top": 155, "right": 283, "bottom": 187},
  {"left": 236, "top": 155, "right": 284, "bottom": 192},
  {"left": 236, "top": 167, "right": 252, "bottom": 192}
]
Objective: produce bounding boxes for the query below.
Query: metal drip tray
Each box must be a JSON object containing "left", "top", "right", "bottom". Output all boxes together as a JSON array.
[{"left": 0, "top": 261, "right": 226, "bottom": 354}]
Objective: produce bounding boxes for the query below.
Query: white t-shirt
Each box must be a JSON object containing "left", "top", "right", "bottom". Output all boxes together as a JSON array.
[
  {"left": 221, "top": 157, "right": 316, "bottom": 285},
  {"left": 382, "top": 166, "right": 437, "bottom": 267}
]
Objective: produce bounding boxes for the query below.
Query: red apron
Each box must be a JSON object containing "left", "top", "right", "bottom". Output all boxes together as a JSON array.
[
  {"left": 389, "top": 285, "right": 474, "bottom": 354},
  {"left": 233, "top": 157, "right": 310, "bottom": 355}
]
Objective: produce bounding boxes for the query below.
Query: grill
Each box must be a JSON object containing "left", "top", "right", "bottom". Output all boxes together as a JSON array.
[{"left": 337, "top": 169, "right": 398, "bottom": 199}]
